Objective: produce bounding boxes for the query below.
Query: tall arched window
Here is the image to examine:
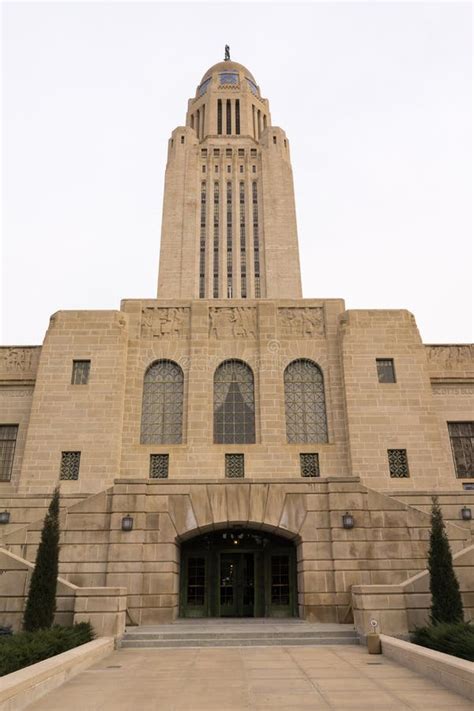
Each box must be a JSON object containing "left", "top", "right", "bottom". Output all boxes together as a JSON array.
[
  {"left": 140, "top": 360, "right": 184, "bottom": 444},
  {"left": 284, "top": 359, "right": 328, "bottom": 443},
  {"left": 214, "top": 360, "right": 255, "bottom": 444}
]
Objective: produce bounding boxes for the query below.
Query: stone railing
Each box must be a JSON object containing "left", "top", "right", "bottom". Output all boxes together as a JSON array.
[
  {"left": 352, "top": 543, "right": 474, "bottom": 637},
  {"left": 0, "top": 548, "right": 126, "bottom": 638}
]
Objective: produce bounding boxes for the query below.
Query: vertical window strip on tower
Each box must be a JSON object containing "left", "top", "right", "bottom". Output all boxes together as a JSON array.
[
  {"left": 0, "top": 425, "right": 18, "bottom": 481},
  {"left": 235, "top": 100, "right": 240, "bottom": 135},
  {"left": 252, "top": 182, "right": 261, "bottom": 297},
  {"left": 217, "top": 99, "right": 222, "bottom": 135},
  {"left": 239, "top": 182, "right": 247, "bottom": 297},
  {"left": 226, "top": 99, "right": 232, "bottom": 135},
  {"left": 213, "top": 181, "right": 220, "bottom": 298},
  {"left": 199, "top": 182, "right": 207, "bottom": 298},
  {"left": 201, "top": 104, "right": 205, "bottom": 139},
  {"left": 226, "top": 182, "right": 233, "bottom": 297}
]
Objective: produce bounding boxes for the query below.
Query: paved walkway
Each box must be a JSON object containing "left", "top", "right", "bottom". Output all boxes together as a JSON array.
[{"left": 26, "top": 645, "right": 471, "bottom": 710}]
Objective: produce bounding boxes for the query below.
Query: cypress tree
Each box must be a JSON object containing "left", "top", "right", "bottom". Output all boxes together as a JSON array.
[
  {"left": 428, "top": 496, "right": 464, "bottom": 625},
  {"left": 23, "top": 486, "right": 60, "bottom": 631}
]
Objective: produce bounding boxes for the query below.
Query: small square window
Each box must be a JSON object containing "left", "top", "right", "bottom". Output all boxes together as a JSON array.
[
  {"left": 238, "top": 149, "right": 245, "bottom": 157},
  {"left": 387, "top": 449, "right": 409, "bottom": 478},
  {"left": 201, "top": 149, "right": 207, "bottom": 157},
  {"left": 300, "top": 453, "right": 320, "bottom": 478},
  {"left": 226, "top": 148, "right": 232, "bottom": 157},
  {"left": 213, "top": 148, "right": 220, "bottom": 157},
  {"left": 150, "top": 454, "right": 169, "bottom": 479},
  {"left": 250, "top": 149, "right": 257, "bottom": 157},
  {"left": 60, "top": 451, "right": 81, "bottom": 480},
  {"left": 71, "top": 360, "right": 90, "bottom": 385},
  {"left": 376, "top": 358, "right": 396, "bottom": 383},
  {"left": 225, "top": 453, "right": 244, "bottom": 478},
  {"left": 0, "top": 425, "right": 18, "bottom": 482}
]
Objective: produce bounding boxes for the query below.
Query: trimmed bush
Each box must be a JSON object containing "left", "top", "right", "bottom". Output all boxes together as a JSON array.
[
  {"left": 23, "top": 487, "right": 61, "bottom": 631},
  {"left": 0, "top": 622, "right": 94, "bottom": 677},
  {"left": 428, "top": 496, "right": 464, "bottom": 625},
  {"left": 411, "top": 622, "right": 474, "bottom": 662}
]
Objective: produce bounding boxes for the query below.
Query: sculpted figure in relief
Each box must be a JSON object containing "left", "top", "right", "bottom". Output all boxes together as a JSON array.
[
  {"left": 2, "top": 348, "right": 33, "bottom": 372},
  {"left": 209, "top": 308, "right": 256, "bottom": 339},
  {"left": 427, "top": 345, "right": 474, "bottom": 369},
  {"left": 141, "top": 307, "right": 188, "bottom": 338},
  {"left": 279, "top": 308, "right": 324, "bottom": 338}
]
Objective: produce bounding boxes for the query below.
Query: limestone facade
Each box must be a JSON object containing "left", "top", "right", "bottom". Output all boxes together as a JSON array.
[{"left": 0, "top": 55, "right": 473, "bottom": 631}]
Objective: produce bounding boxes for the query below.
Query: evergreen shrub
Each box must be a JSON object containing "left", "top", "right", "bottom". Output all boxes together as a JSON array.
[
  {"left": 0, "top": 622, "right": 94, "bottom": 676},
  {"left": 411, "top": 622, "right": 474, "bottom": 662}
]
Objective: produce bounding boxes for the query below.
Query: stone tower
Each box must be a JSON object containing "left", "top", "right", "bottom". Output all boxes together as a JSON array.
[{"left": 157, "top": 54, "right": 302, "bottom": 300}]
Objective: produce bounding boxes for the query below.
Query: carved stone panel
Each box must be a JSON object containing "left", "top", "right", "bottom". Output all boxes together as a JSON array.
[
  {"left": 0, "top": 348, "right": 40, "bottom": 376},
  {"left": 209, "top": 307, "right": 257, "bottom": 339},
  {"left": 427, "top": 345, "right": 474, "bottom": 372},
  {"left": 141, "top": 307, "right": 189, "bottom": 339},
  {"left": 278, "top": 308, "right": 324, "bottom": 338}
]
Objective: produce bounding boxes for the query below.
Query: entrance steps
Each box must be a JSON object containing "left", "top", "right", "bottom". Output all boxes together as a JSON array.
[{"left": 119, "top": 619, "right": 360, "bottom": 649}]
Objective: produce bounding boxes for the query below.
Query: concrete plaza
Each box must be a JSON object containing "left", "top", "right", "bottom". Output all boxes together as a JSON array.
[{"left": 25, "top": 644, "right": 472, "bottom": 710}]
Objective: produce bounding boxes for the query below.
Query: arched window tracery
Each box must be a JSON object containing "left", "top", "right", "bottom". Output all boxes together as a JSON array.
[
  {"left": 284, "top": 359, "right": 328, "bottom": 443},
  {"left": 140, "top": 360, "right": 184, "bottom": 444},
  {"left": 214, "top": 360, "right": 255, "bottom": 444}
]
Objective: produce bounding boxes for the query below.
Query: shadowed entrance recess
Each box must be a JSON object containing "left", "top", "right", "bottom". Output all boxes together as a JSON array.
[{"left": 180, "top": 529, "right": 297, "bottom": 618}]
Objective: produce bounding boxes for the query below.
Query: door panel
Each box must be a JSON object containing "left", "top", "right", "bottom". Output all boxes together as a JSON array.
[{"left": 219, "top": 554, "right": 238, "bottom": 616}]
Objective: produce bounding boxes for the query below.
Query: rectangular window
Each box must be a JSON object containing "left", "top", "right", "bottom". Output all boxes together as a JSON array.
[
  {"left": 201, "top": 149, "right": 207, "bottom": 157},
  {"left": 202, "top": 165, "right": 206, "bottom": 173},
  {"left": 250, "top": 149, "right": 257, "bottom": 157},
  {"left": 60, "top": 451, "right": 81, "bottom": 480},
  {"left": 213, "top": 148, "right": 220, "bottom": 157},
  {"left": 387, "top": 449, "right": 409, "bottom": 478},
  {"left": 235, "top": 99, "right": 240, "bottom": 135},
  {"left": 376, "top": 358, "right": 396, "bottom": 383},
  {"left": 71, "top": 360, "right": 90, "bottom": 385},
  {"left": 300, "top": 453, "right": 320, "bottom": 478},
  {"left": 226, "top": 148, "right": 232, "bottom": 157},
  {"left": 0, "top": 425, "right": 18, "bottom": 482},
  {"left": 217, "top": 100, "right": 222, "bottom": 135},
  {"left": 149, "top": 454, "right": 169, "bottom": 479},
  {"left": 448, "top": 422, "right": 474, "bottom": 478},
  {"left": 226, "top": 99, "right": 232, "bottom": 135},
  {"left": 238, "top": 149, "right": 245, "bottom": 157},
  {"left": 225, "top": 453, "right": 245, "bottom": 478}
]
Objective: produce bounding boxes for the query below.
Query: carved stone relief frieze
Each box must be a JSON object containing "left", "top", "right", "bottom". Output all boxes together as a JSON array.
[
  {"left": 209, "top": 308, "right": 257, "bottom": 339},
  {"left": 0, "top": 386, "right": 34, "bottom": 398},
  {"left": 278, "top": 308, "right": 324, "bottom": 338},
  {"left": 141, "top": 307, "right": 189, "bottom": 339},
  {"left": 0, "top": 348, "right": 39, "bottom": 374},
  {"left": 427, "top": 345, "right": 474, "bottom": 370}
]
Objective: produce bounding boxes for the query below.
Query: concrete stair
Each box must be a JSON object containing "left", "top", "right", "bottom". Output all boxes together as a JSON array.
[{"left": 119, "top": 620, "right": 360, "bottom": 649}]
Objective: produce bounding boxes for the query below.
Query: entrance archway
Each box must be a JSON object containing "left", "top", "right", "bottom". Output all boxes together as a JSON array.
[{"left": 179, "top": 528, "right": 297, "bottom": 618}]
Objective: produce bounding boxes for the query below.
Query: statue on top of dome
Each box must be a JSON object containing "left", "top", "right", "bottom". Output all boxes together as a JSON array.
[{"left": 224, "top": 45, "right": 230, "bottom": 61}]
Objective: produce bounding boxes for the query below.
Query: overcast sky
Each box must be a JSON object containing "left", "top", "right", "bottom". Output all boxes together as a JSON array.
[{"left": 2, "top": 1, "right": 472, "bottom": 346}]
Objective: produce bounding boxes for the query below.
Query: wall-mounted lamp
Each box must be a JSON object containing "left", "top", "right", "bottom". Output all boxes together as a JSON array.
[
  {"left": 460, "top": 506, "right": 472, "bottom": 521},
  {"left": 121, "top": 514, "right": 134, "bottom": 532},
  {"left": 342, "top": 512, "right": 354, "bottom": 529},
  {"left": 0, "top": 511, "right": 10, "bottom": 525}
]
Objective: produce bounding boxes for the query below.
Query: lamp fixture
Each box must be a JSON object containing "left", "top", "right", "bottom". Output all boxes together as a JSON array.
[
  {"left": 342, "top": 512, "right": 354, "bottom": 529},
  {"left": 460, "top": 506, "right": 472, "bottom": 521},
  {"left": 121, "top": 514, "right": 134, "bottom": 532},
  {"left": 0, "top": 511, "right": 10, "bottom": 525}
]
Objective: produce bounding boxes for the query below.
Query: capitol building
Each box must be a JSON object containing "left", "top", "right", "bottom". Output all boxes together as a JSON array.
[{"left": 0, "top": 52, "right": 472, "bottom": 636}]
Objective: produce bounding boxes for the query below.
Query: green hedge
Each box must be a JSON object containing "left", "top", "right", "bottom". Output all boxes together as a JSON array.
[
  {"left": 411, "top": 622, "right": 474, "bottom": 662},
  {"left": 0, "top": 623, "right": 95, "bottom": 677}
]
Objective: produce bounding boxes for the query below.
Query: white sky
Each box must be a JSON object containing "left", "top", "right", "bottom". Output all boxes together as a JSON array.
[{"left": 1, "top": 1, "right": 472, "bottom": 346}]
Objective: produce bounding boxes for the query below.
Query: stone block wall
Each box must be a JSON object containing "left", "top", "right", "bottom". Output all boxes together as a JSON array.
[{"left": 2, "top": 478, "right": 471, "bottom": 626}]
